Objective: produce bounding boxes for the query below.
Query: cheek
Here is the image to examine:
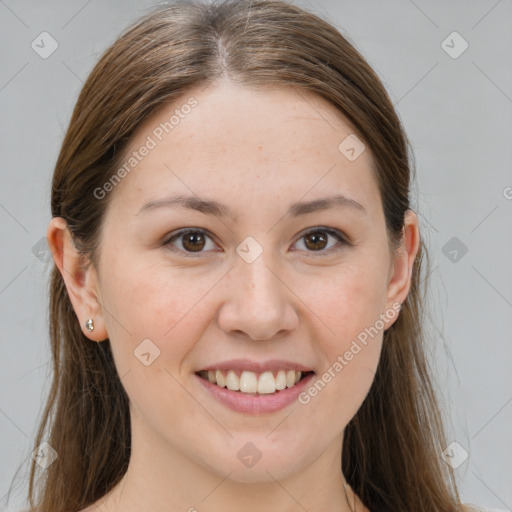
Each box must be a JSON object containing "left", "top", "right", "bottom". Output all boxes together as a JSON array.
[
  {"left": 99, "top": 264, "right": 215, "bottom": 422},
  {"left": 297, "top": 258, "right": 387, "bottom": 350},
  {"left": 311, "top": 341, "right": 381, "bottom": 433},
  {"left": 100, "top": 258, "right": 220, "bottom": 369}
]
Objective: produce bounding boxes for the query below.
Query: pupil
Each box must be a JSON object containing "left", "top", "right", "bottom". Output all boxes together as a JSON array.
[
  {"left": 183, "top": 232, "right": 205, "bottom": 252},
  {"left": 305, "top": 231, "right": 327, "bottom": 250}
]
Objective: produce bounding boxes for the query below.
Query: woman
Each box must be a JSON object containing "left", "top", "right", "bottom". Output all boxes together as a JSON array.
[{"left": 25, "top": 0, "right": 483, "bottom": 510}]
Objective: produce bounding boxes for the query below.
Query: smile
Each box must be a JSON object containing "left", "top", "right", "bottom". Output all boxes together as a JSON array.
[
  {"left": 195, "top": 367, "right": 316, "bottom": 414},
  {"left": 196, "top": 369, "right": 313, "bottom": 394}
]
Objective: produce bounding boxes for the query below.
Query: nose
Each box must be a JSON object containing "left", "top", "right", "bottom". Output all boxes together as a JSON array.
[{"left": 217, "top": 251, "right": 299, "bottom": 341}]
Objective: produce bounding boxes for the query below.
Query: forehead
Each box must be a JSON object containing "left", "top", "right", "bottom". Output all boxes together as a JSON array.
[{"left": 108, "top": 81, "right": 381, "bottom": 218}]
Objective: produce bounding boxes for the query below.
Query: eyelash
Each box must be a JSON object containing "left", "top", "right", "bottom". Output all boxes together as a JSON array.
[{"left": 162, "top": 227, "right": 350, "bottom": 258}]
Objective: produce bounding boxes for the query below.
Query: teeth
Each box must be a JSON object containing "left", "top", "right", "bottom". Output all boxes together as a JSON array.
[
  {"left": 216, "top": 370, "right": 226, "bottom": 388},
  {"left": 225, "top": 370, "right": 240, "bottom": 391},
  {"left": 200, "top": 369, "right": 307, "bottom": 394},
  {"left": 240, "top": 371, "right": 258, "bottom": 393},
  {"left": 275, "top": 370, "right": 287, "bottom": 390},
  {"left": 257, "top": 371, "right": 276, "bottom": 394}
]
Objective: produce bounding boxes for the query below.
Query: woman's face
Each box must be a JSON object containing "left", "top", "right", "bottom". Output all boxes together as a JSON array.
[{"left": 63, "top": 80, "right": 416, "bottom": 484}]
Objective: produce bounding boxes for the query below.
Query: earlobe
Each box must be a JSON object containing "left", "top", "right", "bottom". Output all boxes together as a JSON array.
[
  {"left": 46, "top": 217, "right": 108, "bottom": 342},
  {"left": 383, "top": 209, "right": 420, "bottom": 329}
]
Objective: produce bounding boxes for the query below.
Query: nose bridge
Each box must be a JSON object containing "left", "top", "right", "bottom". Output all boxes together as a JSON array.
[
  {"left": 237, "top": 247, "right": 285, "bottom": 313},
  {"left": 218, "top": 243, "right": 297, "bottom": 339},
  {"left": 239, "top": 249, "right": 280, "bottom": 301}
]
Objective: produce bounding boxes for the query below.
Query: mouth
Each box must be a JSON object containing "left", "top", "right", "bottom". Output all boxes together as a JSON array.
[{"left": 195, "top": 369, "right": 315, "bottom": 395}]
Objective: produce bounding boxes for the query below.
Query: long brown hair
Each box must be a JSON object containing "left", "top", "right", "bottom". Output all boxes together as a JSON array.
[{"left": 12, "top": 1, "right": 479, "bottom": 510}]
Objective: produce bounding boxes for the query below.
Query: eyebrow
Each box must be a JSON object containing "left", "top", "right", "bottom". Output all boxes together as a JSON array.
[{"left": 136, "top": 193, "right": 367, "bottom": 220}]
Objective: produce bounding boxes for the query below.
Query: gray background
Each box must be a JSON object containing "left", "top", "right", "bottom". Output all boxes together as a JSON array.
[{"left": 1, "top": 1, "right": 511, "bottom": 511}]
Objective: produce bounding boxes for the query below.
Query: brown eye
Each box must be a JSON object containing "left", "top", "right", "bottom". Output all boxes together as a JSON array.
[
  {"left": 164, "top": 227, "right": 348, "bottom": 258},
  {"left": 164, "top": 229, "right": 217, "bottom": 255},
  {"left": 303, "top": 231, "right": 328, "bottom": 251},
  {"left": 182, "top": 231, "right": 206, "bottom": 252},
  {"left": 293, "top": 228, "right": 347, "bottom": 255}
]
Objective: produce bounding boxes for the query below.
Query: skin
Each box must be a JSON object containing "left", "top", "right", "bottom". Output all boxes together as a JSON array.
[{"left": 48, "top": 79, "right": 420, "bottom": 512}]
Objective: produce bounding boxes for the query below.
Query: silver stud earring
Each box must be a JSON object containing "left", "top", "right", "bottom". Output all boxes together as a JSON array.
[{"left": 85, "top": 318, "right": 94, "bottom": 332}]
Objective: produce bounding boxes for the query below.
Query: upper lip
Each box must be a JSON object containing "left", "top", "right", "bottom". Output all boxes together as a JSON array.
[{"left": 198, "top": 359, "right": 314, "bottom": 373}]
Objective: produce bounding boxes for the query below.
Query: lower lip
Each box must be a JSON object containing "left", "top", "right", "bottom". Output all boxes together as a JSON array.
[{"left": 195, "top": 372, "right": 315, "bottom": 414}]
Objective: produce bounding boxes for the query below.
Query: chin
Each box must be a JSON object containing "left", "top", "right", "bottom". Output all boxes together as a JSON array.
[
  {"left": 212, "top": 461, "right": 301, "bottom": 484},
  {"left": 199, "top": 439, "right": 312, "bottom": 484}
]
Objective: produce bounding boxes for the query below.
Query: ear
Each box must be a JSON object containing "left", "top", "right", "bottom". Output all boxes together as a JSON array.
[
  {"left": 383, "top": 209, "right": 420, "bottom": 330},
  {"left": 46, "top": 217, "right": 108, "bottom": 342}
]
